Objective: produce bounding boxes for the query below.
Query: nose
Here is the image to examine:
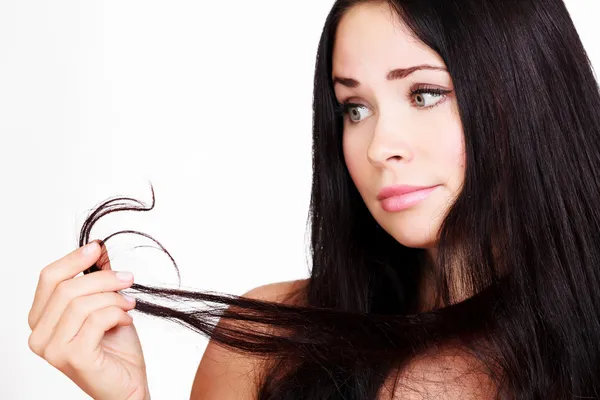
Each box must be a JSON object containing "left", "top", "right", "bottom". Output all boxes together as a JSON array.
[{"left": 367, "top": 115, "right": 414, "bottom": 168}]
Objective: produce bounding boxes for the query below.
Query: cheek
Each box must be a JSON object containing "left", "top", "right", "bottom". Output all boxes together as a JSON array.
[
  {"left": 343, "top": 134, "right": 369, "bottom": 190},
  {"left": 446, "top": 104, "right": 467, "bottom": 180},
  {"left": 438, "top": 127, "right": 466, "bottom": 188}
]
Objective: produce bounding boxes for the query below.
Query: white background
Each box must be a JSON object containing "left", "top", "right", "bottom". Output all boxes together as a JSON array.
[{"left": 1, "top": 1, "right": 598, "bottom": 399}]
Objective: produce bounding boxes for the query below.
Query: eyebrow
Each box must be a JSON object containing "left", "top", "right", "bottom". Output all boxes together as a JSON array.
[{"left": 332, "top": 64, "right": 448, "bottom": 88}]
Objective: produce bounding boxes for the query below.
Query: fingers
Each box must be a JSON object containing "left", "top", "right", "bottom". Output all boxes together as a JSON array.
[
  {"left": 88, "top": 240, "right": 113, "bottom": 273},
  {"left": 44, "top": 292, "right": 136, "bottom": 351},
  {"left": 29, "top": 241, "right": 103, "bottom": 329},
  {"left": 28, "top": 270, "right": 134, "bottom": 351},
  {"left": 70, "top": 306, "right": 134, "bottom": 366},
  {"left": 40, "top": 306, "right": 134, "bottom": 372}
]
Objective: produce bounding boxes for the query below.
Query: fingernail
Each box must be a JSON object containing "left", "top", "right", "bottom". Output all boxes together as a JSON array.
[
  {"left": 123, "top": 294, "right": 136, "bottom": 303},
  {"left": 116, "top": 271, "right": 133, "bottom": 282},
  {"left": 82, "top": 242, "right": 98, "bottom": 256}
]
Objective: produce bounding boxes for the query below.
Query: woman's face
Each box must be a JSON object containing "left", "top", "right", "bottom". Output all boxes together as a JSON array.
[{"left": 332, "top": 2, "right": 465, "bottom": 250}]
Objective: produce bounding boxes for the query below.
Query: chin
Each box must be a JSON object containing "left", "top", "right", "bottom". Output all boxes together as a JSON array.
[
  {"left": 374, "top": 212, "right": 441, "bottom": 249},
  {"left": 380, "top": 225, "right": 439, "bottom": 249},
  {"left": 396, "top": 235, "right": 437, "bottom": 250}
]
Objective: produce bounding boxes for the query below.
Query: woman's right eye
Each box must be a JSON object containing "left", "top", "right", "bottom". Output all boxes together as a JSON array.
[{"left": 343, "top": 103, "right": 372, "bottom": 124}]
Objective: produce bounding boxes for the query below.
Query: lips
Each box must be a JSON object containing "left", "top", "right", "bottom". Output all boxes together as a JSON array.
[
  {"left": 377, "top": 184, "right": 441, "bottom": 212},
  {"left": 376, "top": 184, "right": 440, "bottom": 201}
]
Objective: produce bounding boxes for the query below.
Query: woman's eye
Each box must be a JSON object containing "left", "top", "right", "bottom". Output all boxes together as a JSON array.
[
  {"left": 411, "top": 88, "right": 450, "bottom": 108},
  {"left": 335, "top": 88, "right": 451, "bottom": 123},
  {"left": 345, "top": 104, "right": 372, "bottom": 123}
]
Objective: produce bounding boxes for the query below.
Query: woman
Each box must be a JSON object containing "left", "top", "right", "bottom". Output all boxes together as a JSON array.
[{"left": 28, "top": 0, "right": 600, "bottom": 398}]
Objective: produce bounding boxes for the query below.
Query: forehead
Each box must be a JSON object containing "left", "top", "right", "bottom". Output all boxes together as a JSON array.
[{"left": 332, "top": 3, "right": 443, "bottom": 75}]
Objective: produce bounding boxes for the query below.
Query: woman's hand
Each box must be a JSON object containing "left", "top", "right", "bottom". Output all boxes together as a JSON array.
[{"left": 28, "top": 241, "right": 150, "bottom": 400}]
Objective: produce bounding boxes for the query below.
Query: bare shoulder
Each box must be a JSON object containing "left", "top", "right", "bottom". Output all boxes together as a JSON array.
[
  {"left": 189, "top": 279, "right": 309, "bottom": 400},
  {"left": 242, "top": 278, "right": 308, "bottom": 306}
]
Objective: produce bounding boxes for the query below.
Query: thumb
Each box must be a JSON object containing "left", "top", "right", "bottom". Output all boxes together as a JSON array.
[{"left": 83, "top": 239, "right": 111, "bottom": 275}]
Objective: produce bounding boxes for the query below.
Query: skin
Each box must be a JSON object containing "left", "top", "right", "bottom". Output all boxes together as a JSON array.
[
  {"left": 333, "top": 3, "right": 466, "bottom": 255},
  {"left": 27, "top": 241, "right": 149, "bottom": 400}
]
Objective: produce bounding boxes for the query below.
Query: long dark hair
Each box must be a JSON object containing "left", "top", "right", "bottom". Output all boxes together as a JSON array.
[{"left": 80, "top": 0, "right": 600, "bottom": 398}]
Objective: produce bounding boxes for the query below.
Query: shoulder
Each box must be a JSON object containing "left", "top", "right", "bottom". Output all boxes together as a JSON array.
[
  {"left": 241, "top": 278, "right": 308, "bottom": 306},
  {"left": 189, "top": 279, "right": 309, "bottom": 400}
]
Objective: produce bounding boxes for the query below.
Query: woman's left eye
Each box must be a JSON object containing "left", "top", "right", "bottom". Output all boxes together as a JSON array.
[{"left": 410, "top": 88, "right": 451, "bottom": 108}]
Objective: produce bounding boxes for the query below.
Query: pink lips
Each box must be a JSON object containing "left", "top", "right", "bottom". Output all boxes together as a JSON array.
[{"left": 377, "top": 184, "right": 440, "bottom": 212}]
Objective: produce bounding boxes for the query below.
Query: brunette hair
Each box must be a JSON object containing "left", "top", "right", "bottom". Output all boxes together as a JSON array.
[{"left": 81, "top": 0, "right": 600, "bottom": 397}]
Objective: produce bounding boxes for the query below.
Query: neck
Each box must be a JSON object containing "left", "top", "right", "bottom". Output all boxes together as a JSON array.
[
  {"left": 417, "top": 249, "right": 438, "bottom": 312},
  {"left": 417, "top": 247, "right": 472, "bottom": 312}
]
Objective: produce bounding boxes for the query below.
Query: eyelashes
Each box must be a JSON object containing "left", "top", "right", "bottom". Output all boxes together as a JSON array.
[{"left": 333, "top": 86, "right": 453, "bottom": 124}]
